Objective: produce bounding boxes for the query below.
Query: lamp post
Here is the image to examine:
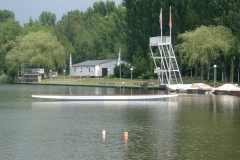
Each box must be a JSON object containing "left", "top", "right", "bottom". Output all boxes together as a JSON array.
[
  {"left": 214, "top": 65, "right": 217, "bottom": 88},
  {"left": 191, "top": 68, "right": 192, "bottom": 81},
  {"left": 130, "top": 67, "right": 133, "bottom": 84},
  {"left": 37, "top": 71, "right": 39, "bottom": 82},
  {"left": 156, "top": 67, "right": 160, "bottom": 85},
  {"left": 122, "top": 82, "right": 125, "bottom": 89},
  {"left": 50, "top": 70, "right": 52, "bottom": 82},
  {"left": 239, "top": 58, "right": 240, "bottom": 84},
  {"left": 79, "top": 68, "right": 81, "bottom": 84},
  {"left": 108, "top": 68, "right": 110, "bottom": 83},
  {"left": 238, "top": 69, "right": 239, "bottom": 84},
  {"left": 63, "top": 70, "right": 65, "bottom": 82},
  {"left": 222, "top": 71, "right": 223, "bottom": 83},
  {"left": 97, "top": 70, "right": 99, "bottom": 84}
]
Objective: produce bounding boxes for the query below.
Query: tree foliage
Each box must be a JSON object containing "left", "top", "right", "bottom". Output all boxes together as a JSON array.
[
  {"left": 0, "top": 19, "right": 21, "bottom": 72},
  {"left": 175, "top": 25, "right": 237, "bottom": 82},
  {"left": 55, "top": 2, "right": 127, "bottom": 73},
  {"left": 5, "top": 31, "right": 66, "bottom": 75},
  {"left": 38, "top": 11, "right": 57, "bottom": 26},
  {"left": 1, "top": 0, "right": 240, "bottom": 82},
  {"left": 0, "top": 9, "right": 15, "bottom": 23},
  {"left": 176, "top": 26, "right": 235, "bottom": 66}
]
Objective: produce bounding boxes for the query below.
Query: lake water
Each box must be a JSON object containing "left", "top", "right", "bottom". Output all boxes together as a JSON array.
[{"left": 0, "top": 84, "right": 240, "bottom": 159}]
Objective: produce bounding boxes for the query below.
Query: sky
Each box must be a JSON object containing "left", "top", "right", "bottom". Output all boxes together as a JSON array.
[{"left": 0, "top": 0, "right": 123, "bottom": 25}]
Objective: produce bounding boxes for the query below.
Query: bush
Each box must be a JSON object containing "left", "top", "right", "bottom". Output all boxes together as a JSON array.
[
  {"left": 0, "top": 76, "right": 14, "bottom": 84},
  {"left": 104, "top": 74, "right": 115, "bottom": 79}
]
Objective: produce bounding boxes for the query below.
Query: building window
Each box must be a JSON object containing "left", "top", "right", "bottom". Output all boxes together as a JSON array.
[{"left": 74, "top": 68, "right": 77, "bottom": 73}]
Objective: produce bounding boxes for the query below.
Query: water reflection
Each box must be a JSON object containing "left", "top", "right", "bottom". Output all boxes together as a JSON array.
[
  {"left": 31, "top": 100, "right": 179, "bottom": 159},
  {"left": 31, "top": 100, "right": 178, "bottom": 108},
  {"left": 1, "top": 84, "right": 240, "bottom": 159},
  {"left": 174, "top": 94, "right": 240, "bottom": 159}
]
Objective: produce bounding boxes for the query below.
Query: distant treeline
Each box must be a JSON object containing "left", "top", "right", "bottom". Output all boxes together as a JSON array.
[{"left": 0, "top": 0, "right": 239, "bottom": 82}]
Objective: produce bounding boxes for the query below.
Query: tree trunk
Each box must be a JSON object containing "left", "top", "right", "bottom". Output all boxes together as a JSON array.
[
  {"left": 220, "top": 62, "right": 228, "bottom": 83},
  {"left": 230, "top": 57, "right": 234, "bottom": 83},
  {"left": 207, "top": 58, "right": 211, "bottom": 82},
  {"left": 194, "top": 62, "right": 198, "bottom": 80},
  {"left": 179, "top": 53, "right": 183, "bottom": 76},
  {"left": 201, "top": 63, "right": 203, "bottom": 82}
]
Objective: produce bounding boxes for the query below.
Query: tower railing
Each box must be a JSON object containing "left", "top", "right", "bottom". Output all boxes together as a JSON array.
[{"left": 149, "top": 36, "right": 183, "bottom": 85}]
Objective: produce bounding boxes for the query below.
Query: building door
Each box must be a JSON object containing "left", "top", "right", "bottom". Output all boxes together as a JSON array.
[{"left": 102, "top": 68, "right": 107, "bottom": 77}]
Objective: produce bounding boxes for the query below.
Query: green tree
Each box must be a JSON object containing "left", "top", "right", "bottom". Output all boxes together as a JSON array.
[
  {"left": 5, "top": 31, "right": 66, "bottom": 77},
  {"left": 55, "top": 2, "right": 127, "bottom": 71},
  {"left": 38, "top": 11, "right": 57, "bottom": 26},
  {"left": 175, "top": 25, "right": 237, "bottom": 83},
  {"left": 22, "top": 22, "right": 55, "bottom": 35},
  {"left": 0, "top": 9, "right": 15, "bottom": 23},
  {"left": 0, "top": 19, "right": 21, "bottom": 74}
]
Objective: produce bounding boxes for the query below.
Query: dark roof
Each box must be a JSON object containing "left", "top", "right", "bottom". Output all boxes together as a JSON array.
[{"left": 72, "top": 59, "right": 117, "bottom": 67}]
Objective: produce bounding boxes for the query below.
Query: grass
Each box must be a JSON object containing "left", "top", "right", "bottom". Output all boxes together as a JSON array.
[
  {"left": 33, "top": 76, "right": 226, "bottom": 88},
  {"left": 37, "top": 76, "right": 156, "bottom": 87}
]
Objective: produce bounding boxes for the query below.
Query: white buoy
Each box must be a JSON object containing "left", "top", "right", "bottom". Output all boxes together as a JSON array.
[{"left": 102, "top": 130, "right": 106, "bottom": 139}]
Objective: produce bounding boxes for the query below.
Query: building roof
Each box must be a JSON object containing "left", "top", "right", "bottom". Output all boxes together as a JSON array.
[{"left": 72, "top": 59, "right": 117, "bottom": 67}]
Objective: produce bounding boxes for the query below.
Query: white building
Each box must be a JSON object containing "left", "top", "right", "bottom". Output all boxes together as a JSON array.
[{"left": 70, "top": 59, "right": 119, "bottom": 77}]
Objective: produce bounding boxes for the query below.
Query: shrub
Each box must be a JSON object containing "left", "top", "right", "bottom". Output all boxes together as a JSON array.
[{"left": 0, "top": 76, "right": 14, "bottom": 84}]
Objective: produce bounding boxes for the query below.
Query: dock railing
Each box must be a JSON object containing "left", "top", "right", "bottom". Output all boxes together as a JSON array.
[{"left": 149, "top": 36, "right": 171, "bottom": 46}]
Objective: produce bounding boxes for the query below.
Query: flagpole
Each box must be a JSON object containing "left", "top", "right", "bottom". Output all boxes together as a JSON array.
[
  {"left": 70, "top": 53, "right": 72, "bottom": 80},
  {"left": 160, "top": 8, "right": 162, "bottom": 43},
  {"left": 169, "top": 6, "right": 172, "bottom": 44},
  {"left": 119, "top": 48, "right": 121, "bottom": 87}
]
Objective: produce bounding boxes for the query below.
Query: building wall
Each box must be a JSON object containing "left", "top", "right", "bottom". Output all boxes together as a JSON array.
[{"left": 70, "top": 60, "right": 117, "bottom": 77}]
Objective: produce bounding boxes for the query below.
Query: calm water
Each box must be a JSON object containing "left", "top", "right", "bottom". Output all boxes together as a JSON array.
[{"left": 0, "top": 84, "right": 240, "bottom": 159}]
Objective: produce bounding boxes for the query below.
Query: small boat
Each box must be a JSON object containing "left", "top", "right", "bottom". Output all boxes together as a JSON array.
[
  {"left": 167, "top": 83, "right": 212, "bottom": 93},
  {"left": 214, "top": 83, "right": 240, "bottom": 95},
  {"left": 31, "top": 94, "right": 178, "bottom": 101}
]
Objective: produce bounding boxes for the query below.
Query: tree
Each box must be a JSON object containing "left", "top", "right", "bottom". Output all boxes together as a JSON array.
[
  {"left": 175, "top": 25, "right": 237, "bottom": 83},
  {"left": 55, "top": 3, "right": 127, "bottom": 69},
  {"left": 5, "top": 31, "right": 66, "bottom": 77},
  {"left": 22, "top": 22, "right": 55, "bottom": 35},
  {"left": 0, "top": 19, "right": 21, "bottom": 74},
  {"left": 0, "top": 9, "right": 15, "bottom": 23},
  {"left": 38, "top": 11, "right": 57, "bottom": 26}
]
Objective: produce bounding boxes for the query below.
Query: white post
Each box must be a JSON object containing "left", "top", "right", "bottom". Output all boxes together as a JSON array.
[
  {"left": 191, "top": 68, "right": 192, "bottom": 81},
  {"left": 108, "top": 68, "right": 110, "bottom": 83},
  {"left": 169, "top": 6, "right": 172, "bottom": 44},
  {"left": 37, "top": 71, "right": 39, "bottom": 82},
  {"left": 130, "top": 67, "right": 133, "bottom": 84},
  {"left": 63, "top": 70, "right": 65, "bottom": 82},
  {"left": 98, "top": 70, "right": 99, "bottom": 84},
  {"left": 157, "top": 67, "right": 160, "bottom": 85},
  {"left": 50, "top": 70, "right": 52, "bottom": 82},
  {"left": 238, "top": 69, "right": 239, "bottom": 84},
  {"left": 160, "top": 8, "right": 162, "bottom": 43},
  {"left": 79, "top": 68, "right": 81, "bottom": 84},
  {"left": 119, "top": 48, "right": 121, "bottom": 86},
  {"left": 214, "top": 65, "right": 217, "bottom": 88},
  {"left": 69, "top": 53, "right": 72, "bottom": 81}
]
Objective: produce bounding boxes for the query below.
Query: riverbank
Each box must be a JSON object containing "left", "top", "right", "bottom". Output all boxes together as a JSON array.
[{"left": 14, "top": 76, "right": 223, "bottom": 88}]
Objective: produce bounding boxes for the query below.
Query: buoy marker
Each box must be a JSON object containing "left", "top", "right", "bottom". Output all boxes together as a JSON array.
[
  {"left": 124, "top": 132, "right": 128, "bottom": 141},
  {"left": 102, "top": 130, "right": 106, "bottom": 139}
]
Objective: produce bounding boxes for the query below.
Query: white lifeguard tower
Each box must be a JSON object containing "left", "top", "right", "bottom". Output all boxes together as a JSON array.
[{"left": 150, "top": 7, "right": 182, "bottom": 86}]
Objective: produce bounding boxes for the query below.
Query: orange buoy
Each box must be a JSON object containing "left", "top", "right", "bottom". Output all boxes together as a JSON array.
[{"left": 124, "top": 132, "right": 128, "bottom": 141}]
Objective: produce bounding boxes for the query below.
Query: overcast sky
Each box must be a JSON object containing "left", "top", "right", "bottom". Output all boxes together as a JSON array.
[{"left": 0, "top": 0, "right": 123, "bottom": 25}]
